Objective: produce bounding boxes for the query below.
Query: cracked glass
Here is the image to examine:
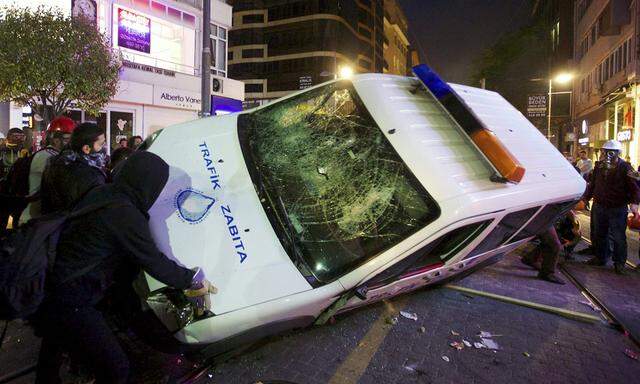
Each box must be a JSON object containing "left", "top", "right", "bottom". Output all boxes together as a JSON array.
[{"left": 238, "top": 81, "right": 440, "bottom": 283}]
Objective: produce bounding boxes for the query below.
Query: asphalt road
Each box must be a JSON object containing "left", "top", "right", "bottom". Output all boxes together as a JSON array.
[{"left": 3, "top": 249, "right": 639, "bottom": 384}]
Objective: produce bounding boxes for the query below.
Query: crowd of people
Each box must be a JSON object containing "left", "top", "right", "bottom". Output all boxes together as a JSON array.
[{"left": 0, "top": 118, "right": 216, "bottom": 383}]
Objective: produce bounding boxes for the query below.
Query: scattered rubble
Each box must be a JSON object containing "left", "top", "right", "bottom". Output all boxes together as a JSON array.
[
  {"left": 624, "top": 349, "right": 639, "bottom": 361},
  {"left": 400, "top": 311, "right": 418, "bottom": 321},
  {"left": 441, "top": 356, "right": 450, "bottom": 362},
  {"left": 418, "top": 326, "right": 426, "bottom": 333}
]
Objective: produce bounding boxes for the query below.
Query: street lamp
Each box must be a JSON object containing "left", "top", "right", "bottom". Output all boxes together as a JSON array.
[
  {"left": 547, "top": 72, "right": 574, "bottom": 141},
  {"left": 338, "top": 66, "right": 354, "bottom": 79}
]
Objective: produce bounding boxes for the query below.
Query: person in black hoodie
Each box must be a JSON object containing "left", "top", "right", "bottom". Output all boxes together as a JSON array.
[{"left": 35, "top": 151, "right": 214, "bottom": 384}]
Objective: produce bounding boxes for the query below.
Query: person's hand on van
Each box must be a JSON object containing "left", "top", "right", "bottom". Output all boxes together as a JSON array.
[{"left": 185, "top": 268, "right": 218, "bottom": 316}]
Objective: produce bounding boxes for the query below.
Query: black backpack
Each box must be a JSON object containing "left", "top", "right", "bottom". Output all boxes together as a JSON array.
[{"left": 0, "top": 201, "right": 119, "bottom": 320}]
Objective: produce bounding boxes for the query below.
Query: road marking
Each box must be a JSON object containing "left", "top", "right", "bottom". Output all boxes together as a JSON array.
[{"left": 328, "top": 298, "right": 408, "bottom": 384}]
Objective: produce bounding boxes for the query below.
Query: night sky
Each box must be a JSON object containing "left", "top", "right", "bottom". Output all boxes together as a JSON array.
[{"left": 398, "top": 0, "right": 533, "bottom": 85}]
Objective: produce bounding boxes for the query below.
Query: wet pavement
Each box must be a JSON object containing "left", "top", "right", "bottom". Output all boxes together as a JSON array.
[{"left": 2, "top": 244, "right": 640, "bottom": 384}]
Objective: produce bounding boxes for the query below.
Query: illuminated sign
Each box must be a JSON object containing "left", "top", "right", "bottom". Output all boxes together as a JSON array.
[
  {"left": 581, "top": 120, "right": 588, "bottom": 135},
  {"left": 617, "top": 129, "right": 632, "bottom": 142},
  {"left": 118, "top": 8, "right": 151, "bottom": 53},
  {"left": 578, "top": 137, "right": 589, "bottom": 145},
  {"left": 527, "top": 95, "right": 547, "bottom": 118}
]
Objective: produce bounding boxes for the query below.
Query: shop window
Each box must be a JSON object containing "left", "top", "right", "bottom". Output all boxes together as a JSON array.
[{"left": 109, "top": 111, "right": 134, "bottom": 151}]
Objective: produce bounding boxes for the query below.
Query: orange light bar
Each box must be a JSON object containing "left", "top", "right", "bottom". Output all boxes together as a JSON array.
[
  {"left": 413, "top": 64, "right": 526, "bottom": 184},
  {"left": 470, "top": 130, "right": 526, "bottom": 183}
]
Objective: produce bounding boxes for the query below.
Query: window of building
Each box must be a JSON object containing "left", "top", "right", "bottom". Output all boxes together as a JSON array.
[
  {"left": 210, "top": 23, "right": 228, "bottom": 77},
  {"left": 242, "top": 14, "right": 265, "bottom": 24},
  {"left": 242, "top": 48, "right": 264, "bottom": 58},
  {"left": 113, "top": 5, "right": 196, "bottom": 75}
]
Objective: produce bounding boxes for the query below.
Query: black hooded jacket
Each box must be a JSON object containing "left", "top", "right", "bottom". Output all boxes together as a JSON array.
[{"left": 48, "top": 151, "right": 194, "bottom": 307}]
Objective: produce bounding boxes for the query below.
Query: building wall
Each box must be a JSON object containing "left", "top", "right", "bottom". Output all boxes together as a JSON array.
[
  {"left": 383, "top": 0, "right": 409, "bottom": 76},
  {"left": 572, "top": 0, "right": 638, "bottom": 164},
  {"left": 227, "top": 0, "right": 384, "bottom": 103}
]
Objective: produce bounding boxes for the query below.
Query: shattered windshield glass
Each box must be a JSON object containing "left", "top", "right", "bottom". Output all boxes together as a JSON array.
[{"left": 238, "top": 81, "right": 440, "bottom": 283}]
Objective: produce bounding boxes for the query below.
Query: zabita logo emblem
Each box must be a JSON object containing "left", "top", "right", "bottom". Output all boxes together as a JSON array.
[{"left": 174, "top": 188, "right": 216, "bottom": 224}]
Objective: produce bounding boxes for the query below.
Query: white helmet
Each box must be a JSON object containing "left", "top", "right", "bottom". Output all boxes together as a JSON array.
[{"left": 602, "top": 139, "right": 623, "bottom": 151}]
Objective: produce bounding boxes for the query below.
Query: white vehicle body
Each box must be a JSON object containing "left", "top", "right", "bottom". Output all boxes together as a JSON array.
[{"left": 142, "top": 74, "right": 585, "bottom": 347}]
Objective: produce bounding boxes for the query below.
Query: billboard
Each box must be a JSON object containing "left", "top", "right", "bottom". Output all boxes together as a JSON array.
[
  {"left": 527, "top": 94, "right": 547, "bottom": 118},
  {"left": 118, "top": 8, "right": 151, "bottom": 54}
]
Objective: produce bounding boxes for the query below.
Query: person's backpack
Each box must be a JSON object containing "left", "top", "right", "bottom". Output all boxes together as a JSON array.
[{"left": 0, "top": 201, "right": 121, "bottom": 320}]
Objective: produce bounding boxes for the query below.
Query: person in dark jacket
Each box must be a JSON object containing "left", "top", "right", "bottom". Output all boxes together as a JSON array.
[
  {"left": 35, "top": 151, "right": 215, "bottom": 384},
  {"left": 40, "top": 122, "right": 107, "bottom": 214},
  {"left": 583, "top": 140, "right": 640, "bottom": 274}
]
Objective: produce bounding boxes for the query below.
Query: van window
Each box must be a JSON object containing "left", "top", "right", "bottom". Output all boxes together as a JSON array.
[
  {"left": 238, "top": 81, "right": 440, "bottom": 283},
  {"left": 364, "top": 220, "right": 491, "bottom": 289},
  {"left": 467, "top": 207, "right": 540, "bottom": 257}
]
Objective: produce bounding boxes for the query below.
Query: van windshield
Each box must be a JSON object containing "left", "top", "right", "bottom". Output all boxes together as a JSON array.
[{"left": 237, "top": 81, "right": 440, "bottom": 283}]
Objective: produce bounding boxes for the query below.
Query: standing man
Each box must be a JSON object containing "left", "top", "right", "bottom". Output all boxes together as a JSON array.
[
  {"left": 583, "top": 140, "right": 640, "bottom": 274},
  {"left": 576, "top": 150, "right": 593, "bottom": 178},
  {"left": 19, "top": 117, "right": 76, "bottom": 224}
]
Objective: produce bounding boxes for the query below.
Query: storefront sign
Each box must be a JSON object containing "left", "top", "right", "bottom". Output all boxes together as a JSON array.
[
  {"left": 617, "top": 129, "right": 632, "bottom": 142},
  {"left": 153, "top": 86, "right": 201, "bottom": 110},
  {"left": 299, "top": 76, "right": 313, "bottom": 90},
  {"left": 118, "top": 8, "right": 151, "bottom": 53},
  {"left": 122, "top": 60, "right": 175, "bottom": 77},
  {"left": 527, "top": 95, "right": 547, "bottom": 118},
  {"left": 578, "top": 137, "right": 589, "bottom": 145}
]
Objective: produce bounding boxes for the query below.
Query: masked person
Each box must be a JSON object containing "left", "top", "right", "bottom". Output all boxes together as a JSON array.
[
  {"left": 0, "top": 127, "right": 28, "bottom": 178},
  {"left": 582, "top": 140, "right": 640, "bottom": 274},
  {"left": 40, "top": 122, "right": 108, "bottom": 214},
  {"left": 34, "top": 151, "right": 216, "bottom": 384},
  {"left": 19, "top": 117, "right": 76, "bottom": 224}
]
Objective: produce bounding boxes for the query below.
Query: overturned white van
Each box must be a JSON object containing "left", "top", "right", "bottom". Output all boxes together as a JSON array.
[{"left": 140, "top": 65, "right": 585, "bottom": 349}]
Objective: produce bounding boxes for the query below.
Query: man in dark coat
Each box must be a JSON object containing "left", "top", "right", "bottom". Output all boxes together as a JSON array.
[
  {"left": 40, "top": 122, "right": 108, "bottom": 214},
  {"left": 35, "top": 151, "right": 213, "bottom": 384}
]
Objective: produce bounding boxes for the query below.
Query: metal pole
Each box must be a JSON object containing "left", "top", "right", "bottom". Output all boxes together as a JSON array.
[
  {"left": 547, "top": 79, "right": 553, "bottom": 140},
  {"left": 200, "top": 0, "right": 212, "bottom": 117}
]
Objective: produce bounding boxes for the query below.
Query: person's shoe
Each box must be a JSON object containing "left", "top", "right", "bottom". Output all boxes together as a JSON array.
[
  {"left": 614, "top": 264, "right": 626, "bottom": 275},
  {"left": 537, "top": 272, "right": 566, "bottom": 285},
  {"left": 585, "top": 257, "right": 606, "bottom": 266}
]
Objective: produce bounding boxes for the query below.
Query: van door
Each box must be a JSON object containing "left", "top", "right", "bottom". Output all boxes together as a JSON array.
[{"left": 338, "top": 220, "right": 492, "bottom": 312}]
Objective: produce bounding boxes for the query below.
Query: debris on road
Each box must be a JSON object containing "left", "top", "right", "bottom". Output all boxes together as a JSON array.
[
  {"left": 385, "top": 316, "right": 398, "bottom": 325},
  {"left": 462, "top": 340, "right": 472, "bottom": 348},
  {"left": 402, "top": 358, "right": 427, "bottom": 375},
  {"left": 450, "top": 330, "right": 460, "bottom": 336},
  {"left": 478, "top": 331, "right": 502, "bottom": 338},
  {"left": 625, "top": 349, "right": 639, "bottom": 361},
  {"left": 400, "top": 311, "right": 418, "bottom": 321},
  {"left": 418, "top": 326, "right": 426, "bottom": 333},
  {"left": 473, "top": 342, "right": 486, "bottom": 349},
  {"left": 449, "top": 342, "right": 465, "bottom": 350},
  {"left": 442, "top": 356, "right": 450, "bottom": 362},
  {"left": 481, "top": 338, "right": 500, "bottom": 350},
  {"left": 523, "top": 352, "right": 531, "bottom": 358}
]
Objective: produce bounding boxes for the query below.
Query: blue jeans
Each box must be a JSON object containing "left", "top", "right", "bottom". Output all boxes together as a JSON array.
[{"left": 593, "top": 204, "right": 628, "bottom": 266}]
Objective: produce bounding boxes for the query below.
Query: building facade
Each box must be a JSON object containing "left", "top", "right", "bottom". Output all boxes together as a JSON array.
[
  {"left": 572, "top": 0, "right": 639, "bottom": 164},
  {"left": 1, "top": 0, "right": 245, "bottom": 152},
  {"left": 227, "top": 0, "right": 384, "bottom": 106},
  {"left": 382, "top": 0, "right": 409, "bottom": 76}
]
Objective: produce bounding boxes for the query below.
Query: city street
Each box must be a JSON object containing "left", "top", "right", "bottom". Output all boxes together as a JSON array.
[{"left": 3, "top": 240, "right": 639, "bottom": 384}]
